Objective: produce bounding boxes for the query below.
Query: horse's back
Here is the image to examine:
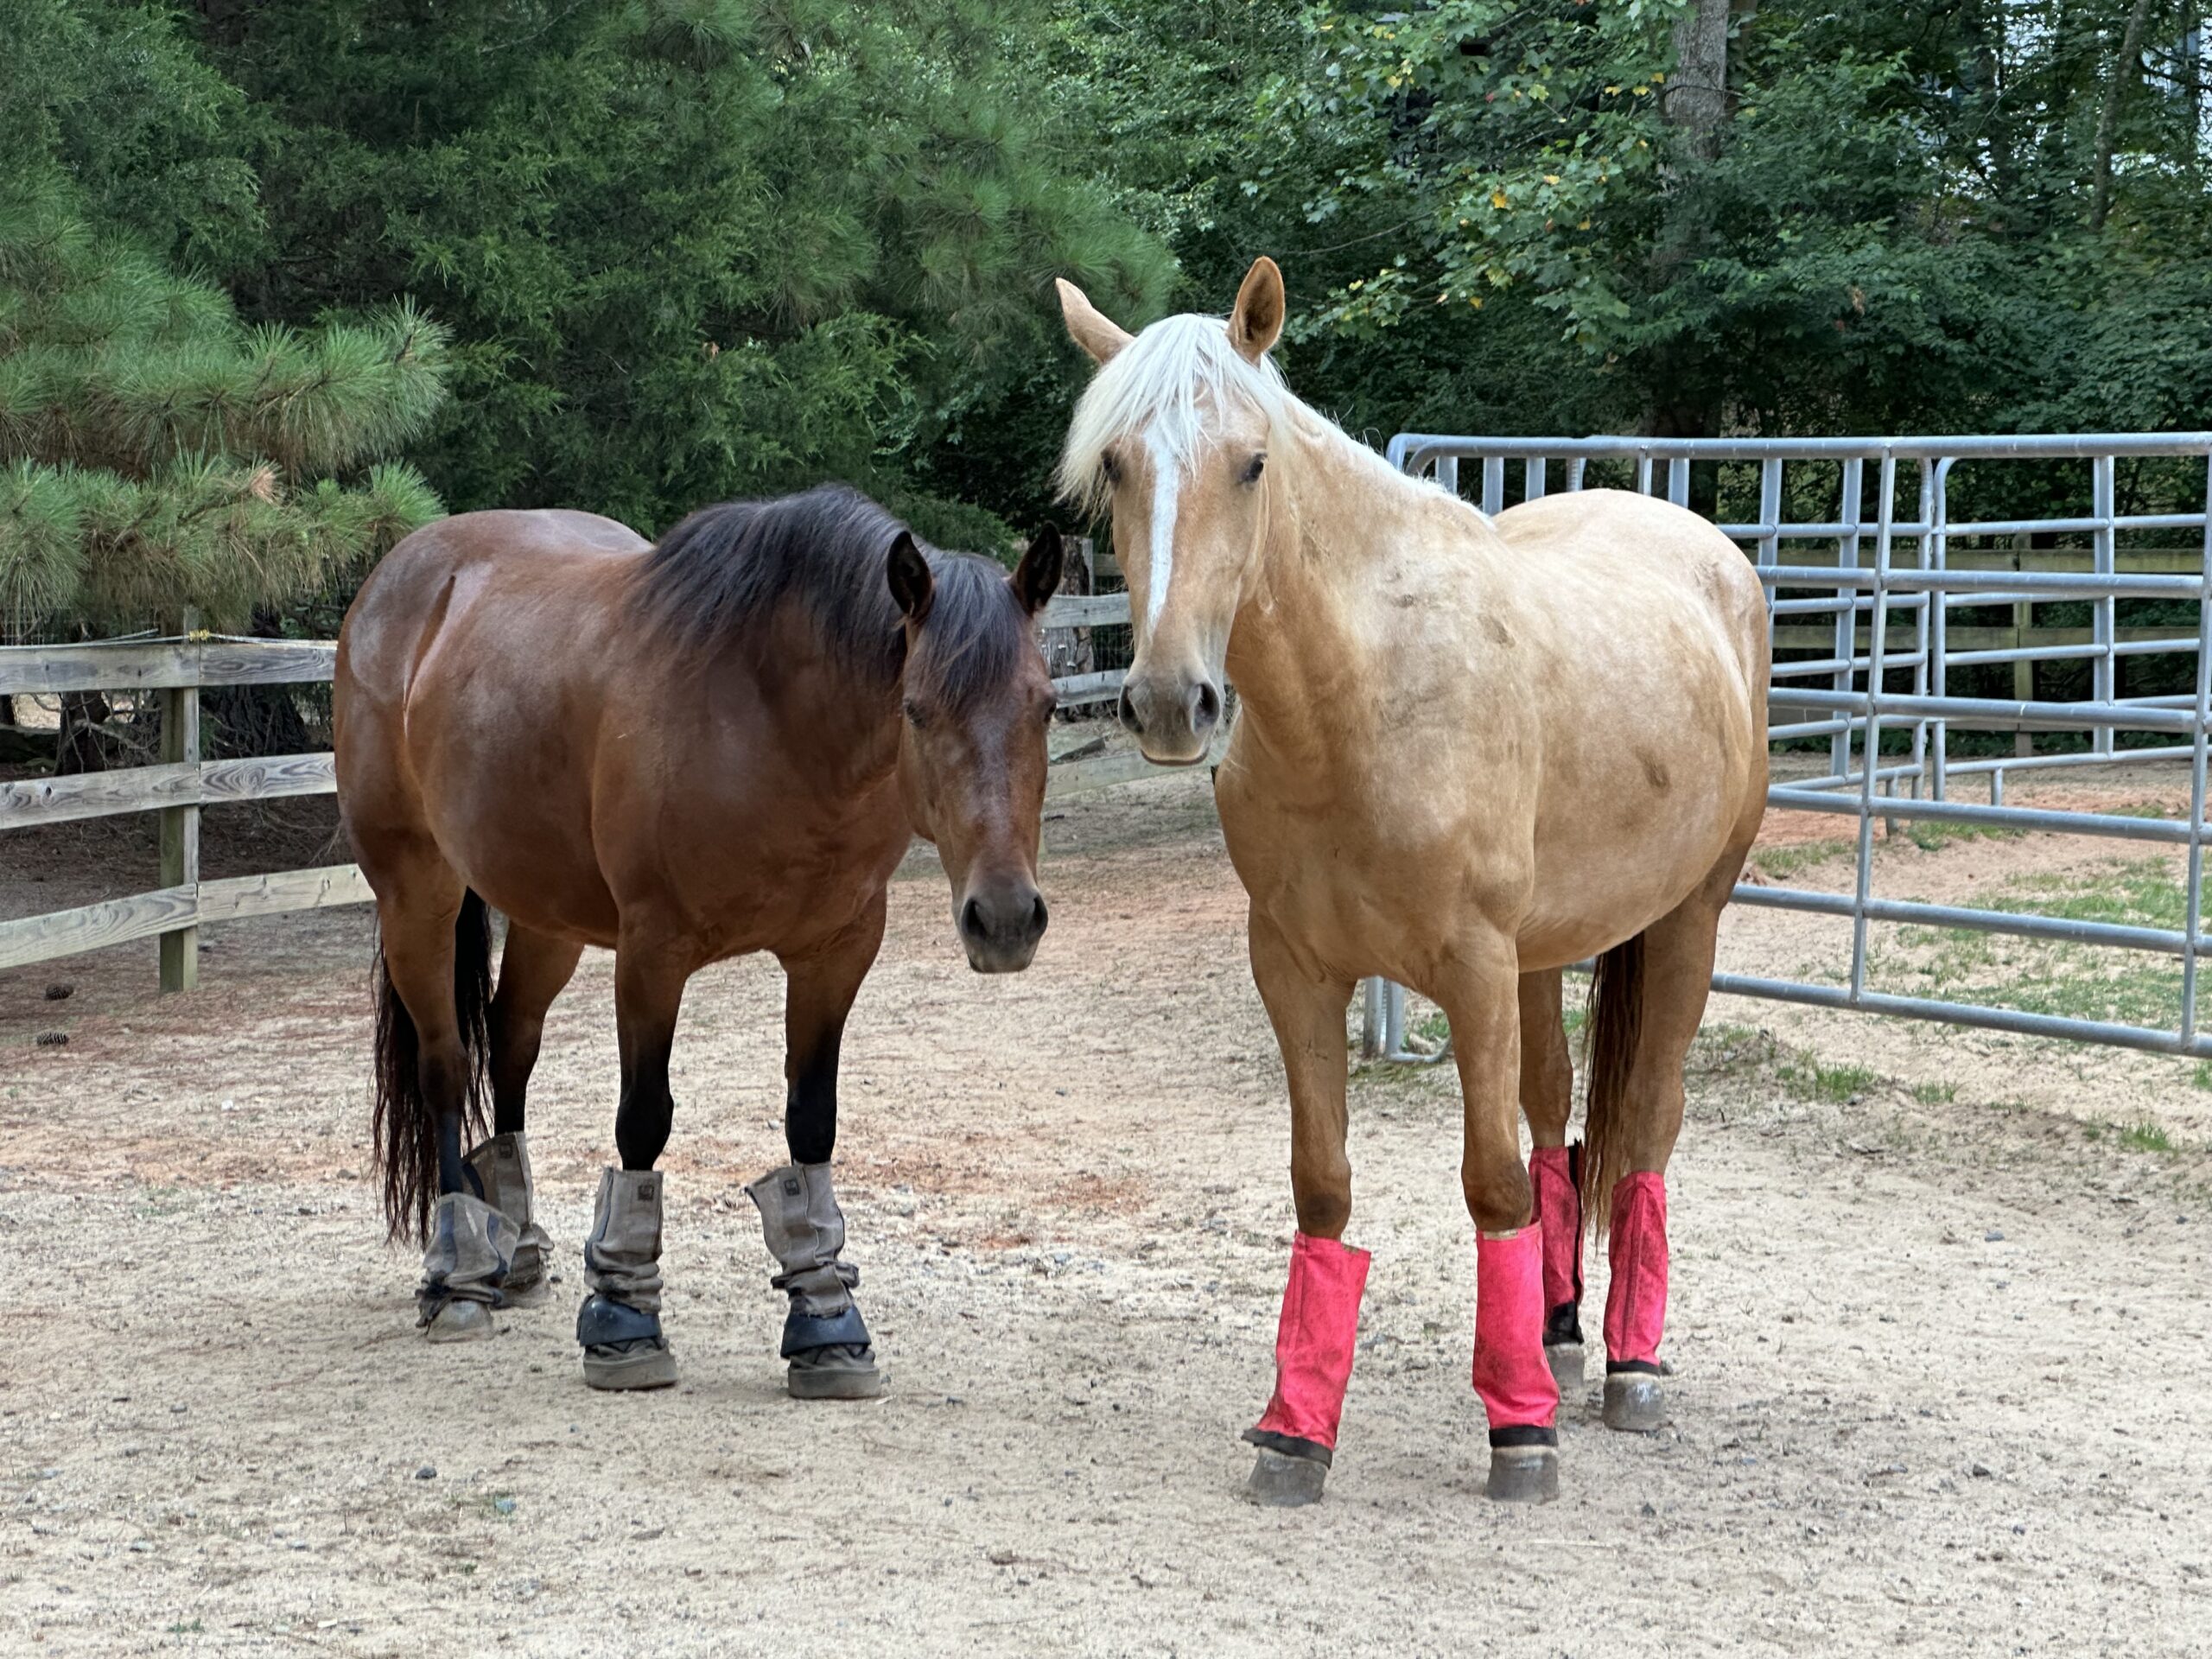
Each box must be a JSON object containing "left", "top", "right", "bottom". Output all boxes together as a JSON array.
[
  {"left": 340, "top": 510, "right": 648, "bottom": 702},
  {"left": 1490, "top": 488, "right": 1764, "bottom": 664},
  {"left": 337, "top": 509, "right": 652, "bottom": 940}
]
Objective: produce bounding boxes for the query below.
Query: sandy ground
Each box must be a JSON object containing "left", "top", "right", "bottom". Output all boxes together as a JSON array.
[{"left": 3, "top": 775, "right": 2210, "bottom": 1657}]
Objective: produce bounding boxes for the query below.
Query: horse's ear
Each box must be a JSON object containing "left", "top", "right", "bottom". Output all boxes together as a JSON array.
[
  {"left": 1056, "top": 277, "right": 1132, "bottom": 365},
  {"left": 1013, "top": 524, "right": 1065, "bottom": 615},
  {"left": 886, "top": 531, "right": 934, "bottom": 626},
  {"left": 1229, "top": 256, "right": 1285, "bottom": 363}
]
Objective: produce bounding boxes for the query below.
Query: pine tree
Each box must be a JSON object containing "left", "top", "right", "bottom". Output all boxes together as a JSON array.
[{"left": 0, "top": 164, "right": 448, "bottom": 642}]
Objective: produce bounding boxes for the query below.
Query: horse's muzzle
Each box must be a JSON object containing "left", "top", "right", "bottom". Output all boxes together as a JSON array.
[
  {"left": 957, "top": 881, "right": 1048, "bottom": 974},
  {"left": 1118, "top": 668, "right": 1220, "bottom": 766}
]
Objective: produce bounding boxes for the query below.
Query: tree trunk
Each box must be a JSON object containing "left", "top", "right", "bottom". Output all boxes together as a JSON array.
[
  {"left": 1646, "top": 0, "right": 1743, "bottom": 496},
  {"left": 1664, "top": 0, "right": 1734, "bottom": 160},
  {"left": 2090, "top": 0, "right": 2158, "bottom": 231}
]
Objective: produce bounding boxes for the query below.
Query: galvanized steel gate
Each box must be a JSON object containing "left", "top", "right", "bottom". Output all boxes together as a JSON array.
[{"left": 1361, "top": 433, "right": 2212, "bottom": 1063}]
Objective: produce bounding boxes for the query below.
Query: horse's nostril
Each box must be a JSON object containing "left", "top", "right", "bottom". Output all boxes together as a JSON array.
[
  {"left": 1192, "top": 680, "right": 1222, "bottom": 728},
  {"left": 1117, "top": 687, "right": 1142, "bottom": 734},
  {"left": 1028, "top": 894, "right": 1049, "bottom": 938},
  {"left": 960, "top": 897, "right": 985, "bottom": 940}
]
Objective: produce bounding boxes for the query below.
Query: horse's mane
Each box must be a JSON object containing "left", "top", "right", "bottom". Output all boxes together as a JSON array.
[
  {"left": 1055, "top": 310, "right": 1421, "bottom": 517},
  {"left": 632, "top": 483, "right": 1029, "bottom": 703}
]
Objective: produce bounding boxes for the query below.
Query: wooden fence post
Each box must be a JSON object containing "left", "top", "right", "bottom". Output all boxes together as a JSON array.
[{"left": 157, "top": 638, "right": 200, "bottom": 992}]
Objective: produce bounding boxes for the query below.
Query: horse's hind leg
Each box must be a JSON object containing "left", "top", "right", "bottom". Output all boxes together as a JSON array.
[
  {"left": 746, "top": 895, "right": 887, "bottom": 1402},
  {"left": 1592, "top": 849, "right": 1745, "bottom": 1433},
  {"left": 467, "top": 926, "right": 586, "bottom": 1306},
  {"left": 365, "top": 842, "right": 505, "bottom": 1340},
  {"left": 1519, "top": 969, "right": 1586, "bottom": 1401},
  {"left": 575, "top": 938, "right": 688, "bottom": 1391}
]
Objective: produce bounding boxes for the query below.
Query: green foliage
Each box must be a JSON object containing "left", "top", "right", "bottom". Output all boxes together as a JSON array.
[
  {"left": 0, "top": 5, "right": 451, "bottom": 637},
  {"left": 204, "top": 0, "right": 1174, "bottom": 543}
]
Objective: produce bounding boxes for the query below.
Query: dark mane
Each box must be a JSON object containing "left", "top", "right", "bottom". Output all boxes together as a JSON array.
[{"left": 632, "top": 483, "right": 1031, "bottom": 703}]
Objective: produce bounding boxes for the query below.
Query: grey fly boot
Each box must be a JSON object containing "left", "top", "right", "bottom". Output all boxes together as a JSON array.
[
  {"left": 744, "top": 1162, "right": 881, "bottom": 1399},
  {"left": 418, "top": 1191, "right": 516, "bottom": 1342},
  {"left": 464, "top": 1132, "right": 554, "bottom": 1306},
  {"left": 575, "top": 1167, "right": 677, "bottom": 1390}
]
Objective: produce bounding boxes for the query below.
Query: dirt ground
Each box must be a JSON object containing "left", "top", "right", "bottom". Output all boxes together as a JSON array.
[{"left": 3, "top": 772, "right": 2209, "bottom": 1657}]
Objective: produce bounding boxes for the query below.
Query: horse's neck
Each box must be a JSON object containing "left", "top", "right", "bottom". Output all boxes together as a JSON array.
[{"left": 1225, "top": 422, "right": 1459, "bottom": 764}]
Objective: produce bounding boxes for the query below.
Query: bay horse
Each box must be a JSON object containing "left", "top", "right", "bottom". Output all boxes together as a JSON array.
[
  {"left": 1055, "top": 259, "right": 1769, "bottom": 1503},
  {"left": 335, "top": 485, "right": 1062, "bottom": 1397}
]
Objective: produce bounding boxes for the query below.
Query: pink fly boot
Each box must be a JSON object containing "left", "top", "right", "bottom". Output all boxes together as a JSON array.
[
  {"left": 1602, "top": 1171, "right": 1669, "bottom": 1432},
  {"left": 1473, "top": 1224, "right": 1560, "bottom": 1502},
  {"left": 1242, "top": 1232, "right": 1371, "bottom": 1507}
]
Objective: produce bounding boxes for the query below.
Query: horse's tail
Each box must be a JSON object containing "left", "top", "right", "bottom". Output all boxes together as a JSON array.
[
  {"left": 372, "top": 889, "right": 493, "bottom": 1244},
  {"left": 1578, "top": 930, "right": 1646, "bottom": 1237}
]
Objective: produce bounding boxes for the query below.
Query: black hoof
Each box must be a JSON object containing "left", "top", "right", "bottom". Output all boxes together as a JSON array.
[
  {"left": 1485, "top": 1427, "right": 1560, "bottom": 1503},
  {"left": 1604, "top": 1370, "right": 1664, "bottom": 1433},
  {"left": 787, "top": 1344, "right": 882, "bottom": 1400},
  {"left": 1247, "top": 1447, "right": 1329, "bottom": 1506}
]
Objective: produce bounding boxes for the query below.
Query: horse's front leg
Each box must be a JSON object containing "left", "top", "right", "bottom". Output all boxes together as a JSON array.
[
  {"left": 747, "top": 896, "right": 888, "bottom": 1401},
  {"left": 1240, "top": 909, "right": 1363, "bottom": 1508},
  {"left": 575, "top": 938, "right": 690, "bottom": 1391},
  {"left": 1438, "top": 931, "right": 1561, "bottom": 1503}
]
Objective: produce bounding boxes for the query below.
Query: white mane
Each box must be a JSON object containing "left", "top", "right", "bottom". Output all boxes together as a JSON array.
[
  {"left": 1054, "top": 310, "right": 1429, "bottom": 521},
  {"left": 1055, "top": 313, "right": 1295, "bottom": 515}
]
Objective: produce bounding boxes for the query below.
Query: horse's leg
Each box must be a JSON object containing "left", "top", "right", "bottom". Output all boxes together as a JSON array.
[
  {"left": 367, "top": 843, "right": 507, "bottom": 1340},
  {"left": 1239, "top": 909, "right": 1363, "bottom": 1508},
  {"left": 467, "top": 925, "right": 586, "bottom": 1306},
  {"left": 1438, "top": 931, "right": 1559, "bottom": 1503},
  {"left": 746, "top": 895, "right": 888, "bottom": 1401},
  {"left": 574, "top": 939, "right": 688, "bottom": 1391},
  {"left": 1596, "top": 852, "right": 1742, "bottom": 1433},
  {"left": 1519, "top": 967, "right": 1586, "bottom": 1400}
]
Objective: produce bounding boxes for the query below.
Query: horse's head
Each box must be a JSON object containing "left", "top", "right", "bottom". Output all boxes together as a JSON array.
[
  {"left": 1055, "top": 257, "right": 1287, "bottom": 765},
  {"left": 887, "top": 526, "right": 1064, "bottom": 973}
]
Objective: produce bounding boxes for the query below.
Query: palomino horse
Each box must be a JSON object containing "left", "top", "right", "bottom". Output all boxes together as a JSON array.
[
  {"left": 335, "top": 486, "right": 1062, "bottom": 1396},
  {"left": 1056, "top": 259, "right": 1769, "bottom": 1504}
]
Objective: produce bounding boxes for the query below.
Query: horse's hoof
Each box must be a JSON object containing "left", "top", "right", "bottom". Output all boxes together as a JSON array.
[
  {"left": 786, "top": 1346, "right": 883, "bottom": 1400},
  {"left": 1546, "top": 1340, "right": 1586, "bottom": 1398},
  {"left": 1603, "top": 1372, "right": 1665, "bottom": 1433},
  {"left": 1484, "top": 1444, "right": 1560, "bottom": 1504},
  {"left": 582, "top": 1343, "right": 678, "bottom": 1391},
  {"left": 422, "top": 1298, "right": 494, "bottom": 1343},
  {"left": 1245, "top": 1447, "right": 1330, "bottom": 1507},
  {"left": 500, "top": 1274, "right": 553, "bottom": 1309}
]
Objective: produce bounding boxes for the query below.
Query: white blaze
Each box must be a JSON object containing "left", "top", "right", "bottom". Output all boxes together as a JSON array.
[{"left": 1145, "top": 427, "right": 1180, "bottom": 634}]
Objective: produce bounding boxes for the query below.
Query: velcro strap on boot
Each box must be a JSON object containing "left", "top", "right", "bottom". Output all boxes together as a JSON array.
[
  {"left": 779, "top": 1302, "right": 870, "bottom": 1358},
  {"left": 576, "top": 1294, "right": 664, "bottom": 1349}
]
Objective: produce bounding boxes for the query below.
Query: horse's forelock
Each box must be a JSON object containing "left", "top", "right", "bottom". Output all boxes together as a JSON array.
[{"left": 1056, "top": 313, "right": 1293, "bottom": 514}]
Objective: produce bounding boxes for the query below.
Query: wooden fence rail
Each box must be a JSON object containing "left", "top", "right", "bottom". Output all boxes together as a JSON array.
[{"left": 0, "top": 604, "right": 1146, "bottom": 989}]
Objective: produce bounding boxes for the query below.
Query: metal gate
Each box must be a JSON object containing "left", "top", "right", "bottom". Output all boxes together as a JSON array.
[{"left": 1360, "top": 432, "right": 2212, "bottom": 1062}]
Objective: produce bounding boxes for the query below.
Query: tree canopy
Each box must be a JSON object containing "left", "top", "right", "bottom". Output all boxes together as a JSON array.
[{"left": 3, "top": 0, "right": 2209, "bottom": 646}]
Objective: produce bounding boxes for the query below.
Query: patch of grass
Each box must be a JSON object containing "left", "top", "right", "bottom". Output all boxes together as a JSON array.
[
  {"left": 1910, "top": 1080, "right": 1958, "bottom": 1105},
  {"left": 2191, "top": 1062, "right": 2212, "bottom": 1092},
  {"left": 2119, "top": 1119, "right": 2175, "bottom": 1154},
  {"left": 1902, "top": 820, "right": 2025, "bottom": 854},
  {"left": 1777, "top": 1050, "right": 1882, "bottom": 1103},
  {"left": 1875, "top": 858, "right": 2202, "bottom": 1027},
  {"left": 1413, "top": 1010, "right": 1449, "bottom": 1046},
  {"left": 1751, "top": 839, "right": 1853, "bottom": 881},
  {"left": 166, "top": 1621, "right": 203, "bottom": 1636}
]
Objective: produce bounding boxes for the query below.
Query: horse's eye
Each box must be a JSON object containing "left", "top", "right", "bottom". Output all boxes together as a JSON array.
[
  {"left": 902, "top": 698, "right": 928, "bottom": 728},
  {"left": 1242, "top": 453, "right": 1267, "bottom": 485},
  {"left": 1101, "top": 453, "right": 1122, "bottom": 486}
]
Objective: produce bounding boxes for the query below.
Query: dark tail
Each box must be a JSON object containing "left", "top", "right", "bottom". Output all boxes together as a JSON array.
[
  {"left": 372, "top": 889, "right": 493, "bottom": 1244},
  {"left": 1579, "top": 931, "right": 1646, "bottom": 1237}
]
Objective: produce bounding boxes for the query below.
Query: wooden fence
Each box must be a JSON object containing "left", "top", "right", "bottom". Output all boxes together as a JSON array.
[{"left": 0, "top": 591, "right": 1143, "bottom": 991}]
